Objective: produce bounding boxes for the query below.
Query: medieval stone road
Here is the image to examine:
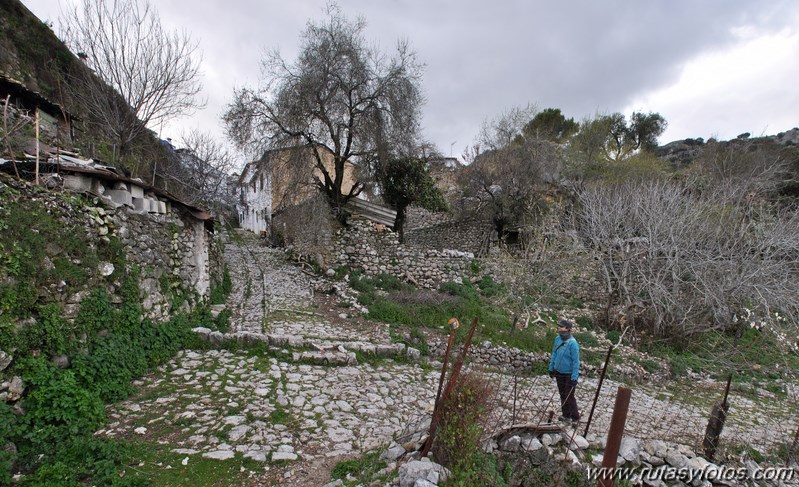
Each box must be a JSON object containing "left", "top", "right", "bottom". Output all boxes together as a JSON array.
[{"left": 95, "top": 232, "right": 798, "bottom": 486}]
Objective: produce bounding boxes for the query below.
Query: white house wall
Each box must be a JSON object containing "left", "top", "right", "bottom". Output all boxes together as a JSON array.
[{"left": 236, "top": 169, "right": 272, "bottom": 235}]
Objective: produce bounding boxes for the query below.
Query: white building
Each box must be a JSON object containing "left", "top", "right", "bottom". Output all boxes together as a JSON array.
[{"left": 235, "top": 158, "right": 272, "bottom": 235}]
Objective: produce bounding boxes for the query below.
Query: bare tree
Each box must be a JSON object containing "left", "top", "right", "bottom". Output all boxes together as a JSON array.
[
  {"left": 157, "top": 130, "right": 236, "bottom": 211},
  {"left": 578, "top": 179, "right": 799, "bottom": 338},
  {"left": 61, "top": 0, "right": 203, "bottom": 159},
  {"left": 463, "top": 104, "right": 537, "bottom": 161},
  {"left": 693, "top": 137, "right": 789, "bottom": 199},
  {"left": 224, "top": 5, "right": 424, "bottom": 219},
  {"left": 458, "top": 105, "right": 562, "bottom": 248},
  {"left": 2, "top": 95, "right": 34, "bottom": 177}
]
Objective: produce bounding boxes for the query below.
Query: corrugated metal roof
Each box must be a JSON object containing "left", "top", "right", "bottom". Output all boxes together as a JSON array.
[{"left": 345, "top": 198, "right": 397, "bottom": 228}]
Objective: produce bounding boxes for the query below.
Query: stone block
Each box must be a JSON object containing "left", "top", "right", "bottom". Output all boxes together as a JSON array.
[
  {"left": 132, "top": 197, "right": 147, "bottom": 212},
  {"left": 0, "top": 351, "right": 11, "bottom": 372},
  {"left": 130, "top": 184, "right": 144, "bottom": 198},
  {"left": 146, "top": 198, "right": 158, "bottom": 213},
  {"left": 63, "top": 174, "right": 94, "bottom": 192},
  {"left": 106, "top": 189, "right": 132, "bottom": 208}
]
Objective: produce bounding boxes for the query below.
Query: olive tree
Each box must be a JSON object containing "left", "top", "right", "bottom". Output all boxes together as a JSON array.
[
  {"left": 61, "top": 0, "right": 203, "bottom": 159},
  {"left": 567, "top": 111, "right": 667, "bottom": 180},
  {"left": 377, "top": 157, "right": 447, "bottom": 241},
  {"left": 224, "top": 6, "right": 424, "bottom": 219}
]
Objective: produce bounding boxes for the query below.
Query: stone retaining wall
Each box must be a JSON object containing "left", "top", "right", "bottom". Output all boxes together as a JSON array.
[
  {"left": 428, "top": 340, "right": 549, "bottom": 372},
  {"left": 3, "top": 176, "right": 221, "bottom": 322},
  {"left": 334, "top": 216, "right": 478, "bottom": 289},
  {"left": 404, "top": 207, "right": 493, "bottom": 255},
  {"left": 107, "top": 202, "right": 220, "bottom": 321}
]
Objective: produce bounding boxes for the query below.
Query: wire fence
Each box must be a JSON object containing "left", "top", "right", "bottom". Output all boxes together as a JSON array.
[{"left": 465, "top": 345, "right": 799, "bottom": 466}]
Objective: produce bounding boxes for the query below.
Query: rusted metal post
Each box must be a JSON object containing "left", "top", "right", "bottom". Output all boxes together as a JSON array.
[
  {"left": 422, "top": 317, "right": 478, "bottom": 456},
  {"left": 512, "top": 372, "right": 518, "bottom": 424},
  {"left": 598, "top": 386, "right": 632, "bottom": 487},
  {"left": 788, "top": 422, "right": 799, "bottom": 465},
  {"left": 584, "top": 345, "right": 614, "bottom": 437},
  {"left": 433, "top": 317, "right": 460, "bottom": 413},
  {"left": 703, "top": 374, "right": 732, "bottom": 461}
]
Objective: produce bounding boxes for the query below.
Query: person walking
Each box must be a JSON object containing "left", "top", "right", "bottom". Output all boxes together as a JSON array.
[{"left": 548, "top": 319, "right": 580, "bottom": 426}]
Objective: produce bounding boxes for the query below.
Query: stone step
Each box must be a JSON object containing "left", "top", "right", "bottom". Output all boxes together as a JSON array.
[{"left": 191, "top": 327, "right": 415, "bottom": 362}]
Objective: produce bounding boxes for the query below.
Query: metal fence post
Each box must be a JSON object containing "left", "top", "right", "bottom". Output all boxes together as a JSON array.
[
  {"left": 598, "top": 386, "right": 632, "bottom": 487},
  {"left": 702, "top": 374, "right": 732, "bottom": 461},
  {"left": 584, "top": 345, "right": 613, "bottom": 437}
]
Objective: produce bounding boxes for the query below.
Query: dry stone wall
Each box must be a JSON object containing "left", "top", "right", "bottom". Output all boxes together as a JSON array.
[
  {"left": 2, "top": 176, "right": 221, "bottom": 322},
  {"left": 335, "top": 216, "right": 477, "bottom": 289},
  {"left": 109, "top": 204, "right": 221, "bottom": 321},
  {"left": 404, "top": 206, "right": 493, "bottom": 255}
]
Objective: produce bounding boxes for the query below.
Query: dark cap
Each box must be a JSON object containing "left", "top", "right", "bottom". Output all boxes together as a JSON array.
[{"left": 558, "top": 319, "right": 574, "bottom": 330}]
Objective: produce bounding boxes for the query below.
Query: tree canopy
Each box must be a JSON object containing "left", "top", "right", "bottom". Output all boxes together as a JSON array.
[
  {"left": 224, "top": 6, "right": 424, "bottom": 218},
  {"left": 518, "top": 108, "right": 578, "bottom": 144},
  {"left": 378, "top": 157, "right": 447, "bottom": 241}
]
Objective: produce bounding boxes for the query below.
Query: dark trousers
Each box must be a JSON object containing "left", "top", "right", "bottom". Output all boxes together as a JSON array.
[{"left": 555, "top": 373, "right": 580, "bottom": 421}]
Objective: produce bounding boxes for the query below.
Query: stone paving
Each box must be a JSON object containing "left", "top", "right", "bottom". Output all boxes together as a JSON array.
[
  {"left": 100, "top": 349, "right": 437, "bottom": 464},
  {"left": 224, "top": 237, "right": 390, "bottom": 343},
  {"left": 97, "top": 234, "right": 439, "bottom": 484},
  {"left": 95, "top": 232, "right": 798, "bottom": 485}
]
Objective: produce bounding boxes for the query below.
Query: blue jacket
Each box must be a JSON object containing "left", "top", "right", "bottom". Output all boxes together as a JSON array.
[{"left": 548, "top": 336, "right": 580, "bottom": 381}]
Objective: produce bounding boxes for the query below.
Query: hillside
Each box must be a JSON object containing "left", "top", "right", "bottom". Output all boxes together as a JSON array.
[{"left": 0, "top": 0, "right": 176, "bottom": 183}]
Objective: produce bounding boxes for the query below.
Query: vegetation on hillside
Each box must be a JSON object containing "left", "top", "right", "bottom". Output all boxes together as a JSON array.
[{"left": 0, "top": 175, "right": 233, "bottom": 484}]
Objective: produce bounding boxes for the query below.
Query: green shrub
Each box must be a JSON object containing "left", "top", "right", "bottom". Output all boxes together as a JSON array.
[
  {"left": 350, "top": 272, "right": 376, "bottom": 293},
  {"left": 371, "top": 272, "right": 407, "bottom": 291},
  {"left": 476, "top": 275, "right": 503, "bottom": 297},
  {"left": 73, "top": 333, "right": 147, "bottom": 402},
  {"left": 469, "top": 258, "right": 481, "bottom": 275},
  {"left": 20, "top": 303, "right": 75, "bottom": 356},
  {"left": 0, "top": 403, "right": 16, "bottom": 484},
  {"left": 74, "top": 288, "right": 115, "bottom": 336},
  {"left": 18, "top": 357, "right": 106, "bottom": 455},
  {"left": 439, "top": 280, "right": 478, "bottom": 300},
  {"left": 210, "top": 265, "right": 233, "bottom": 305},
  {"left": 433, "top": 373, "right": 503, "bottom": 485}
]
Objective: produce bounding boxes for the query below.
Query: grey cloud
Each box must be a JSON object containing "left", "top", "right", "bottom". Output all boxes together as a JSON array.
[{"left": 21, "top": 0, "right": 799, "bottom": 157}]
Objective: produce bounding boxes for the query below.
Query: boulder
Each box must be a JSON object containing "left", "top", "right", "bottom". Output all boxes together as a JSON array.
[
  {"left": 619, "top": 437, "right": 641, "bottom": 465},
  {"left": 0, "top": 351, "right": 12, "bottom": 372},
  {"left": 7, "top": 377, "right": 24, "bottom": 401},
  {"left": 566, "top": 433, "right": 590, "bottom": 450},
  {"left": 381, "top": 442, "right": 406, "bottom": 461},
  {"left": 502, "top": 435, "right": 521, "bottom": 452},
  {"left": 398, "top": 459, "right": 450, "bottom": 487},
  {"left": 664, "top": 448, "right": 688, "bottom": 469}
]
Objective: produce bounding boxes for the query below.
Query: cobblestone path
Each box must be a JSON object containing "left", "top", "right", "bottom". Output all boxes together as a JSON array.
[
  {"left": 96, "top": 232, "right": 797, "bottom": 485},
  {"left": 98, "top": 234, "right": 436, "bottom": 485}
]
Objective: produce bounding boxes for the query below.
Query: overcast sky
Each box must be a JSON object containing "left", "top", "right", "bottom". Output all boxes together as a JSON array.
[{"left": 21, "top": 0, "right": 799, "bottom": 164}]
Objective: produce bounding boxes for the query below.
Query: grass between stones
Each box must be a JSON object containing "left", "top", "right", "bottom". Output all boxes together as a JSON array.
[
  {"left": 331, "top": 447, "right": 393, "bottom": 487},
  {"left": 119, "top": 439, "right": 266, "bottom": 486}
]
